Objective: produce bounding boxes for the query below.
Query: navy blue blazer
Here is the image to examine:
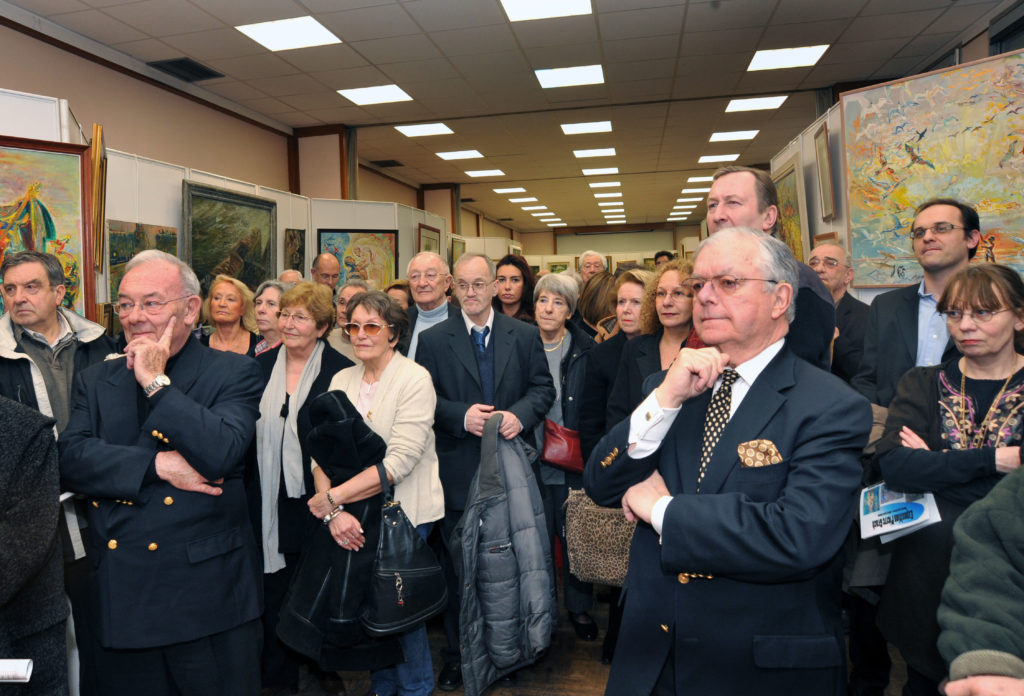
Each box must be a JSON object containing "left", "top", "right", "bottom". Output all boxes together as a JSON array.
[
  {"left": 59, "top": 336, "right": 264, "bottom": 649},
  {"left": 416, "top": 312, "right": 555, "bottom": 510},
  {"left": 851, "top": 284, "right": 959, "bottom": 406},
  {"left": 585, "top": 347, "right": 871, "bottom": 695},
  {"left": 831, "top": 291, "right": 870, "bottom": 383}
]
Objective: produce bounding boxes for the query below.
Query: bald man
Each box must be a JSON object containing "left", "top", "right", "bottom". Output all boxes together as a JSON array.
[
  {"left": 808, "top": 243, "right": 868, "bottom": 384},
  {"left": 278, "top": 269, "right": 302, "bottom": 283},
  {"left": 310, "top": 253, "right": 341, "bottom": 290}
]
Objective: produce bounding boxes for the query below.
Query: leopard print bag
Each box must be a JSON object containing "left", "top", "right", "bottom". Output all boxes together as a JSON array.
[{"left": 563, "top": 488, "right": 636, "bottom": 587}]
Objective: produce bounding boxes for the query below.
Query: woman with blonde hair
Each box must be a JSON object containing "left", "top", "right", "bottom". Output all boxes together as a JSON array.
[
  {"left": 605, "top": 259, "right": 703, "bottom": 428},
  {"left": 201, "top": 274, "right": 259, "bottom": 356}
]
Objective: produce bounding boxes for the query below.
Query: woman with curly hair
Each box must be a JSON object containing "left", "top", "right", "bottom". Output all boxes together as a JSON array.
[
  {"left": 605, "top": 259, "right": 703, "bottom": 428},
  {"left": 492, "top": 253, "right": 536, "bottom": 323}
]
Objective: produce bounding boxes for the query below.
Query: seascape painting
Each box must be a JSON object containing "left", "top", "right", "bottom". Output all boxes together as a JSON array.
[
  {"left": 317, "top": 229, "right": 397, "bottom": 289},
  {"left": 0, "top": 141, "right": 88, "bottom": 315},
  {"left": 108, "top": 220, "right": 178, "bottom": 298},
  {"left": 183, "top": 182, "right": 276, "bottom": 295},
  {"left": 842, "top": 48, "right": 1024, "bottom": 286}
]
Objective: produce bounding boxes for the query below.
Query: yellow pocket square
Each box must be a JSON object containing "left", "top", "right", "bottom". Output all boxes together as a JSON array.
[{"left": 737, "top": 439, "right": 783, "bottom": 467}]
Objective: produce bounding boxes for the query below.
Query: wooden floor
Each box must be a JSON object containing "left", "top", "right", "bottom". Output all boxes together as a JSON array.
[{"left": 291, "top": 590, "right": 910, "bottom": 696}]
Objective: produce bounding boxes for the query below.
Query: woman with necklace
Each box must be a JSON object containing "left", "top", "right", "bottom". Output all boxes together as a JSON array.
[
  {"left": 605, "top": 259, "right": 704, "bottom": 428},
  {"left": 200, "top": 274, "right": 260, "bottom": 356},
  {"left": 532, "top": 273, "right": 600, "bottom": 642},
  {"left": 874, "top": 263, "right": 1024, "bottom": 696},
  {"left": 308, "top": 290, "right": 443, "bottom": 696}
]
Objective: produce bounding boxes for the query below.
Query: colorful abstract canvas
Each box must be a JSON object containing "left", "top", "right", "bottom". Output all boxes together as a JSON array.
[
  {"left": 183, "top": 182, "right": 276, "bottom": 295},
  {"left": 317, "top": 229, "right": 397, "bottom": 289},
  {"left": 842, "top": 49, "right": 1024, "bottom": 286},
  {"left": 108, "top": 220, "right": 178, "bottom": 297},
  {"left": 0, "top": 140, "right": 88, "bottom": 315}
]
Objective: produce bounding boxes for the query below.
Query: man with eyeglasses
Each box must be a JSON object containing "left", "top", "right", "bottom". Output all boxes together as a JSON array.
[
  {"left": 310, "top": 252, "right": 342, "bottom": 290},
  {"left": 416, "top": 252, "right": 555, "bottom": 691},
  {"left": 402, "top": 251, "right": 458, "bottom": 361},
  {"left": 59, "top": 250, "right": 264, "bottom": 696},
  {"left": 852, "top": 198, "right": 980, "bottom": 408},
  {"left": 706, "top": 166, "right": 835, "bottom": 370},
  {"left": 326, "top": 278, "right": 370, "bottom": 363},
  {"left": 808, "top": 243, "right": 869, "bottom": 383},
  {"left": 0, "top": 250, "right": 116, "bottom": 695},
  {"left": 585, "top": 227, "right": 870, "bottom": 696},
  {"left": 579, "top": 250, "right": 606, "bottom": 283}
]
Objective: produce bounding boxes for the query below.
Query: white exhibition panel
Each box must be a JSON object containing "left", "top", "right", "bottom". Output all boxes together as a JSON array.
[
  {"left": 258, "top": 186, "right": 311, "bottom": 272},
  {"left": 0, "top": 87, "right": 68, "bottom": 142}
]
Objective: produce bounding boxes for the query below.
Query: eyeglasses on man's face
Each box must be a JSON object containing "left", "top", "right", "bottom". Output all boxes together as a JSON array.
[
  {"left": 681, "top": 275, "right": 779, "bottom": 296},
  {"left": 115, "top": 295, "right": 190, "bottom": 316},
  {"left": 342, "top": 321, "right": 393, "bottom": 337},
  {"left": 455, "top": 281, "right": 490, "bottom": 294},
  {"left": 808, "top": 257, "right": 842, "bottom": 269},
  {"left": 911, "top": 222, "right": 964, "bottom": 239}
]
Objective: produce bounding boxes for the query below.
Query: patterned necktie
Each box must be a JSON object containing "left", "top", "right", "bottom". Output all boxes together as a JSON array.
[
  {"left": 697, "top": 368, "right": 739, "bottom": 492},
  {"left": 473, "top": 326, "right": 489, "bottom": 353}
]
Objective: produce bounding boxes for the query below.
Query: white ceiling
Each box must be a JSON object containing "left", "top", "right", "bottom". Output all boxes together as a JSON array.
[{"left": 5, "top": 0, "right": 1017, "bottom": 232}]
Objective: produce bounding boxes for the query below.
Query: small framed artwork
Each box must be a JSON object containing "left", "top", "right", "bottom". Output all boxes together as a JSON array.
[
  {"left": 108, "top": 220, "right": 178, "bottom": 298},
  {"left": 418, "top": 223, "right": 441, "bottom": 253},
  {"left": 449, "top": 235, "right": 467, "bottom": 266},
  {"left": 813, "top": 232, "right": 839, "bottom": 246},
  {"left": 814, "top": 123, "right": 836, "bottom": 221},
  {"left": 318, "top": 229, "right": 398, "bottom": 288},
  {"left": 183, "top": 182, "right": 277, "bottom": 294},
  {"left": 284, "top": 228, "right": 305, "bottom": 271},
  {"left": 770, "top": 152, "right": 809, "bottom": 264},
  {"left": 548, "top": 261, "right": 568, "bottom": 273}
]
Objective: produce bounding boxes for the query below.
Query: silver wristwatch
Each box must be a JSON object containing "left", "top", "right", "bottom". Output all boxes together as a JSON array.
[{"left": 143, "top": 374, "right": 171, "bottom": 397}]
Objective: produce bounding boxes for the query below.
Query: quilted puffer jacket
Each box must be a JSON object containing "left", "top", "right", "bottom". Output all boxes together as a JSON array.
[{"left": 452, "top": 414, "right": 556, "bottom": 696}]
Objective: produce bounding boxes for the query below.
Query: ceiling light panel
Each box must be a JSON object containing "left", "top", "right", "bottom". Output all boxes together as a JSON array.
[
  {"left": 574, "top": 148, "right": 616, "bottom": 158},
  {"left": 687, "top": 176, "right": 713, "bottom": 182},
  {"left": 561, "top": 120, "right": 612, "bottom": 135},
  {"left": 436, "top": 150, "right": 483, "bottom": 160},
  {"left": 597, "top": 201, "right": 621, "bottom": 206},
  {"left": 709, "top": 130, "right": 759, "bottom": 142},
  {"left": 748, "top": 45, "right": 829, "bottom": 71},
  {"left": 593, "top": 192, "right": 622, "bottom": 198},
  {"left": 501, "top": 0, "right": 592, "bottom": 22},
  {"left": 338, "top": 84, "right": 412, "bottom": 105},
  {"left": 548, "top": 222, "right": 567, "bottom": 227},
  {"left": 395, "top": 123, "right": 452, "bottom": 137},
  {"left": 583, "top": 167, "right": 618, "bottom": 175},
  {"left": 236, "top": 16, "right": 341, "bottom": 51},
  {"left": 725, "top": 96, "right": 788, "bottom": 112},
  {"left": 589, "top": 181, "right": 620, "bottom": 188},
  {"left": 536, "top": 64, "right": 604, "bottom": 88},
  {"left": 678, "top": 198, "right": 704, "bottom": 202},
  {"left": 494, "top": 187, "right": 526, "bottom": 193},
  {"left": 466, "top": 169, "right": 505, "bottom": 177},
  {"left": 522, "top": 205, "right": 548, "bottom": 210},
  {"left": 508, "top": 197, "right": 537, "bottom": 202},
  {"left": 531, "top": 212, "right": 553, "bottom": 217},
  {"left": 681, "top": 187, "right": 711, "bottom": 193}
]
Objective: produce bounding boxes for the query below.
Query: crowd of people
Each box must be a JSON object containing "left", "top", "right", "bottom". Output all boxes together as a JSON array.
[{"left": 2, "top": 164, "right": 1023, "bottom": 696}]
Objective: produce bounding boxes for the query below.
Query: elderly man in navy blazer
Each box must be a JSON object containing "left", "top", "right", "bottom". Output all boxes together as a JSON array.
[
  {"left": 417, "top": 251, "right": 555, "bottom": 690},
  {"left": 59, "top": 250, "right": 263, "bottom": 696},
  {"left": 586, "top": 228, "right": 871, "bottom": 696}
]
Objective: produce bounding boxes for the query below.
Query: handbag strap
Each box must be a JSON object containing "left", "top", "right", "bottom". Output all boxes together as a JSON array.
[{"left": 375, "top": 462, "right": 394, "bottom": 503}]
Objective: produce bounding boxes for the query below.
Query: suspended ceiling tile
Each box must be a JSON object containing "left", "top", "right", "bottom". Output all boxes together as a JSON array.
[
  {"left": 598, "top": 5, "right": 686, "bottom": 40},
  {"left": 206, "top": 52, "right": 299, "bottom": 80},
  {"left": 103, "top": 0, "right": 222, "bottom": 35},
  {"left": 683, "top": 0, "right": 774, "bottom": 31},
  {"left": 842, "top": 10, "right": 945, "bottom": 41},
  {"left": 162, "top": 28, "right": 265, "bottom": 61},
  {"left": 246, "top": 73, "right": 325, "bottom": 97},
  {"left": 45, "top": 8, "right": 147, "bottom": 44},
  {"left": 193, "top": 0, "right": 308, "bottom": 26},
  {"left": 318, "top": 4, "right": 420, "bottom": 42},
  {"left": 402, "top": 0, "right": 506, "bottom": 32},
  {"left": 278, "top": 44, "right": 370, "bottom": 73},
  {"left": 349, "top": 34, "right": 443, "bottom": 64},
  {"left": 111, "top": 36, "right": 180, "bottom": 62}
]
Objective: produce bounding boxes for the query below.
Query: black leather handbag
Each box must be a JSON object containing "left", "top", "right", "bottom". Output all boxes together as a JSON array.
[{"left": 360, "top": 463, "right": 447, "bottom": 637}]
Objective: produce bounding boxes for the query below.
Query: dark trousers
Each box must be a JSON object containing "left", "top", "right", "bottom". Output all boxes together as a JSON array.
[
  {"left": 847, "top": 591, "right": 891, "bottom": 696},
  {"left": 91, "top": 619, "right": 261, "bottom": 696},
  {"left": 438, "top": 506, "right": 463, "bottom": 667},
  {"left": 262, "top": 559, "right": 301, "bottom": 690},
  {"left": 902, "top": 664, "right": 941, "bottom": 696}
]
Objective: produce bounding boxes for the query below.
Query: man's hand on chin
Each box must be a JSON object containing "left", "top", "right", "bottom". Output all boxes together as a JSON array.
[{"left": 623, "top": 470, "right": 670, "bottom": 525}]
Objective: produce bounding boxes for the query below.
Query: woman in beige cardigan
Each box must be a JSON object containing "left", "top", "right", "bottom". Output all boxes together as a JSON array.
[{"left": 307, "top": 289, "right": 443, "bottom": 696}]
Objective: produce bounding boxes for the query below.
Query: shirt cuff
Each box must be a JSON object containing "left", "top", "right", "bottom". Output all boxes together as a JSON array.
[
  {"left": 628, "top": 390, "right": 681, "bottom": 459},
  {"left": 651, "top": 495, "right": 672, "bottom": 535}
]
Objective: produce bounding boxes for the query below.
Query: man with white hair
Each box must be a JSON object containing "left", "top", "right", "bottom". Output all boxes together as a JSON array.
[
  {"left": 586, "top": 228, "right": 870, "bottom": 695},
  {"left": 403, "top": 251, "right": 458, "bottom": 361},
  {"left": 579, "top": 250, "right": 606, "bottom": 283},
  {"left": 59, "top": 250, "right": 264, "bottom": 695}
]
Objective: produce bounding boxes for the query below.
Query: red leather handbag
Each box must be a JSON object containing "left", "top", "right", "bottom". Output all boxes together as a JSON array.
[{"left": 542, "top": 419, "right": 585, "bottom": 474}]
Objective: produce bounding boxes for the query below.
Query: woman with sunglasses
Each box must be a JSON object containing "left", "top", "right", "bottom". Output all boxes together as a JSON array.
[
  {"left": 252, "top": 281, "right": 353, "bottom": 695},
  {"left": 308, "top": 290, "right": 444, "bottom": 696},
  {"left": 873, "top": 263, "right": 1024, "bottom": 696}
]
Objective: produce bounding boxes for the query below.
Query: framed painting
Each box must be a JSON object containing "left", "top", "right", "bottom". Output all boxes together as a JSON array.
[
  {"left": 0, "top": 135, "right": 93, "bottom": 318},
  {"left": 814, "top": 123, "right": 836, "bottom": 222},
  {"left": 841, "top": 48, "right": 1024, "bottom": 287},
  {"left": 417, "top": 223, "right": 441, "bottom": 253},
  {"left": 771, "top": 151, "right": 808, "bottom": 264},
  {"left": 318, "top": 229, "right": 397, "bottom": 288},
  {"left": 284, "top": 228, "right": 305, "bottom": 271},
  {"left": 108, "top": 220, "right": 178, "bottom": 298},
  {"left": 548, "top": 261, "right": 568, "bottom": 273},
  {"left": 183, "top": 182, "right": 276, "bottom": 295},
  {"left": 450, "top": 235, "right": 467, "bottom": 266}
]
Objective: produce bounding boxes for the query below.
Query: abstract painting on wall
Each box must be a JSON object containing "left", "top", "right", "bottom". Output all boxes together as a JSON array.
[
  {"left": 0, "top": 137, "right": 91, "bottom": 316},
  {"left": 108, "top": 220, "right": 178, "bottom": 297},
  {"left": 842, "top": 48, "right": 1024, "bottom": 287},
  {"left": 771, "top": 151, "right": 807, "bottom": 264},
  {"left": 284, "top": 228, "right": 305, "bottom": 272},
  {"left": 317, "top": 229, "right": 397, "bottom": 289},
  {"left": 183, "top": 182, "right": 276, "bottom": 295}
]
